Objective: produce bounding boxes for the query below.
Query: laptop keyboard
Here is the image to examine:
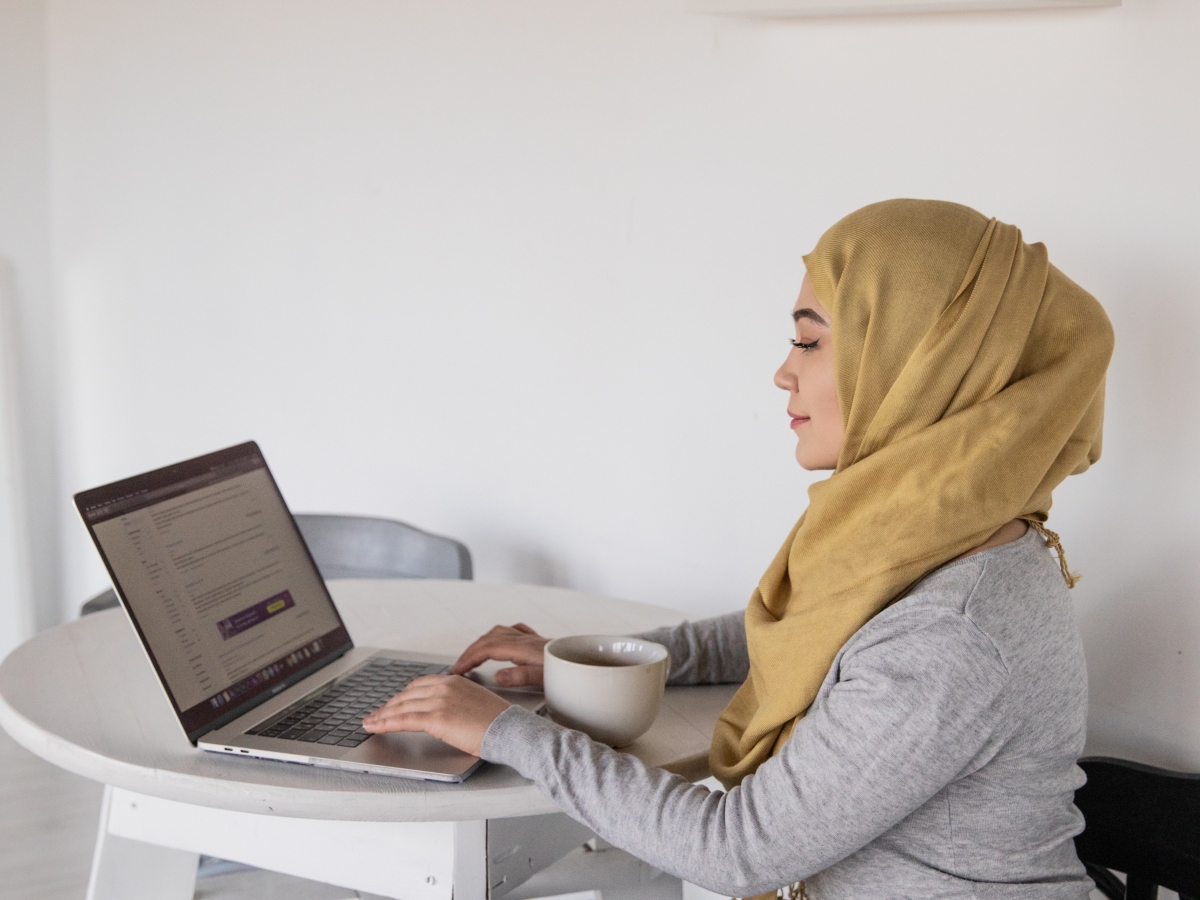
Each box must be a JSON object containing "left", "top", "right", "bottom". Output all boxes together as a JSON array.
[{"left": 248, "top": 658, "right": 447, "bottom": 748}]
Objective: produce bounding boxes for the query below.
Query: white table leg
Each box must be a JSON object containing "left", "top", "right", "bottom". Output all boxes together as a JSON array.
[
  {"left": 455, "top": 820, "right": 489, "bottom": 900},
  {"left": 86, "top": 785, "right": 199, "bottom": 900}
]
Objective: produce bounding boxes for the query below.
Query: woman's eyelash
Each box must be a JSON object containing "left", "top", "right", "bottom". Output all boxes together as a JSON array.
[{"left": 791, "top": 339, "right": 819, "bottom": 351}]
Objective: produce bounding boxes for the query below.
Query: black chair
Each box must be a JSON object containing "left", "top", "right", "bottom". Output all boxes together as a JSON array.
[
  {"left": 1075, "top": 756, "right": 1200, "bottom": 900},
  {"left": 80, "top": 513, "right": 473, "bottom": 615}
]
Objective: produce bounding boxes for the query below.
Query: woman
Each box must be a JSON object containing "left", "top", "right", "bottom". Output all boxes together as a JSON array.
[{"left": 364, "top": 199, "right": 1114, "bottom": 899}]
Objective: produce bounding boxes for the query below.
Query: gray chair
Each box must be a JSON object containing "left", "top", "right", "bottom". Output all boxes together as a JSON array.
[
  {"left": 80, "top": 513, "right": 472, "bottom": 615},
  {"left": 294, "top": 513, "right": 472, "bottom": 581}
]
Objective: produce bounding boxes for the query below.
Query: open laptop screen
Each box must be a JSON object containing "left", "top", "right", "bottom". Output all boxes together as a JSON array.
[{"left": 75, "top": 442, "right": 352, "bottom": 742}]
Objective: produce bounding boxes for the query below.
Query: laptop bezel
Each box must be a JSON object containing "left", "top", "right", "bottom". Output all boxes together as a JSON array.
[{"left": 73, "top": 440, "right": 354, "bottom": 744}]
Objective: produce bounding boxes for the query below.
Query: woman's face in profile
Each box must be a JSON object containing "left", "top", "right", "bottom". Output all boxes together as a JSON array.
[{"left": 775, "top": 273, "right": 843, "bottom": 471}]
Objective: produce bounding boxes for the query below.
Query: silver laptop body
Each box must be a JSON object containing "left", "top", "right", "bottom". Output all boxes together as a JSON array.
[{"left": 75, "top": 441, "right": 483, "bottom": 782}]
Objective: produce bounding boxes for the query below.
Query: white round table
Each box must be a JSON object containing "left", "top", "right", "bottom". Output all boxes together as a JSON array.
[{"left": 0, "top": 579, "right": 737, "bottom": 900}]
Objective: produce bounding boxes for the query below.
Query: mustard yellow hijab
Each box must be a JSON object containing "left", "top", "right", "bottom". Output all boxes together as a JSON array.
[{"left": 710, "top": 199, "right": 1114, "bottom": 789}]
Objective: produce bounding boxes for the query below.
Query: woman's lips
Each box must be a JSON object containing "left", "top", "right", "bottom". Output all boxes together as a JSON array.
[{"left": 790, "top": 415, "right": 810, "bottom": 429}]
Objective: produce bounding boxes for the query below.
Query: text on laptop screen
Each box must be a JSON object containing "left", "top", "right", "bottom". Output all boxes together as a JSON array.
[{"left": 80, "top": 447, "right": 346, "bottom": 734}]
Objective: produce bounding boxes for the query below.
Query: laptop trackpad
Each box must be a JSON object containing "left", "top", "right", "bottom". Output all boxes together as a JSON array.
[{"left": 346, "top": 730, "right": 478, "bottom": 774}]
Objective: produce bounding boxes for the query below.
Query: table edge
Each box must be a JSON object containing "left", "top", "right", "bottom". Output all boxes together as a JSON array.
[{"left": 0, "top": 689, "right": 565, "bottom": 821}]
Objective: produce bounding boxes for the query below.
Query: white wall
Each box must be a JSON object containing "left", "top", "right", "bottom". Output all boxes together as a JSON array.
[
  {"left": 40, "top": 0, "right": 1200, "bottom": 767},
  {"left": 0, "top": 262, "right": 33, "bottom": 659},
  {"left": 0, "top": 0, "right": 56, "bottom": 653}
]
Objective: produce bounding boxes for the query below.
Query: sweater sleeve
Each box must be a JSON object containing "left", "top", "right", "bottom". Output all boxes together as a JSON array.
[
  {"left": 481, "top": 609, "right": 1011, "bottom": 897},
  {"left": 634, "top": 611, "right": 749, "bottom": 685}
]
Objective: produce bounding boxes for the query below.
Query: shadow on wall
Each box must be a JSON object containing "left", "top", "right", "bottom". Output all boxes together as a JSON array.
[
  {"left": 1083, "top": 543, "right": 1200, "bottom": 769},
  {"left": 1060, "top": 260, "right": 1200, "bottom": 777},
  {"left": 0, "top": 258, "right": 35, "bottom": 659},
  {"left": 1118, "top": 275, "right": 1200, "bottom": 492},
  {"left": 1069, "top": 262, "right": 1200, "bottom": 771},
  {"left": 472, "top": 537, "right": 576, "bottom": 589}
]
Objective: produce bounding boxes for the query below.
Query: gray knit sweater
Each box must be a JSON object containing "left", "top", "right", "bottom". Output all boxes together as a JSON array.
[{"left": 480, "top": 528, "right": 1092, "bottom": 899}]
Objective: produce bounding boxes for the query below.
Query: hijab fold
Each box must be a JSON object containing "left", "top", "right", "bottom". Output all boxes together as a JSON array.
[{"left": 710, "top": 200, "right": 1114, "bottom": 789}]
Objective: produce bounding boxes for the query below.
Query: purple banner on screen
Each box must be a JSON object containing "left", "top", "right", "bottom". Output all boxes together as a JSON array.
[{"left": 217, "top": 589, "right": 295, "bottom": 640}]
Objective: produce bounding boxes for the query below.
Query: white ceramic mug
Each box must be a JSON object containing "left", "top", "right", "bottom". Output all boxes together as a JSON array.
[{"left": 543, "top": 635, "right": 670, "bottom": 747}]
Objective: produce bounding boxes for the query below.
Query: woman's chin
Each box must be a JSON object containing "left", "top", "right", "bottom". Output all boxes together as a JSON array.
[{"left": 795, "top": 446, "right": 837, "bottom": 472}]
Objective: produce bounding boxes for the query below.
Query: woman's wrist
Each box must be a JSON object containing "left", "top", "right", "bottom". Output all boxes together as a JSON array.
[{"left": 479, "top": 704, "right": 542, "bottom": 763}]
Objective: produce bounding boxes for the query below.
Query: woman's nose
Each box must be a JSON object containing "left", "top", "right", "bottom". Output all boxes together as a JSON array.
[{"left": 775, "top": 357, "right": 796, "bottom": 391}]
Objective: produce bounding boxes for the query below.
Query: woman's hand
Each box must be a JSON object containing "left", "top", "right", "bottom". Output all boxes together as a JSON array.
[
  {"left": 362, "top": 675, "right": 510, "bottom": 756},
  {"left": 451, "top": 623, "right": 550, "bottom": 688}
]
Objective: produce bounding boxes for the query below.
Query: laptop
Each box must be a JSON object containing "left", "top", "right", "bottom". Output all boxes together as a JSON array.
[{"left": 74, "top": 441, "right": 487, "bottom": 782}]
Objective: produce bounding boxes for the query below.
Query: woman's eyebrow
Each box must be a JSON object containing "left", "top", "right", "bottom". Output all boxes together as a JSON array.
[{"left": 792, "top": 308, "right": 829, "bottom": 327}]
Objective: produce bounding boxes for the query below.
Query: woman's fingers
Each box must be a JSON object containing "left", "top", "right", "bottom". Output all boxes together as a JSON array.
[
  {"left": 493, "top": 665, "right": 544, "bottom": 688},
  {"left": 450, "top": 624, "right": 549, "bottom": 675},
  {"left": 361, "top": 674, "right": 512, "bottom": 756},
  {"left": 450, "top": 625, "right": 521, "bottom": 673},
  {"left": 451, "top": 643, "right": 507, "bottom": 675},
  {"left": 451, "top": 625, "right": 514, "bottom": 674},
  {"left": 366, "top": 693, "right": 443, "bottom": 724},
  {"left": 363, "top": 703, "right": 444, "bottom": 738},
  {"left": 372, "top": 675, "right": 446, "bottom": 712}
]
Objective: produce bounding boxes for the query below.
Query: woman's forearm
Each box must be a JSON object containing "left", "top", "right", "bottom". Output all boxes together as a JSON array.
[
  {"left": 635, "top": 611, "right": 748, "bottom": 685},
  {"left": 481, "top": 705, "right": 780, "bottom": 896},
  {"left": 482, "top": 611, "right": 1011, "bottom": 896}
]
